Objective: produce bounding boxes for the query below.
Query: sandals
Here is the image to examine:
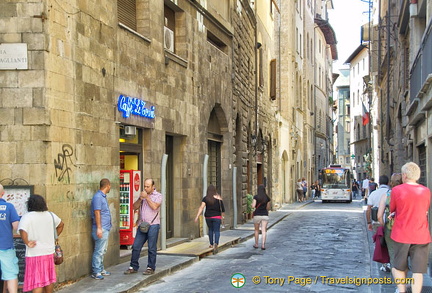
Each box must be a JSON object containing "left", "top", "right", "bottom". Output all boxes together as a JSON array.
[{"left": 253, "top": 245, "right": 258, "bottom": 249}]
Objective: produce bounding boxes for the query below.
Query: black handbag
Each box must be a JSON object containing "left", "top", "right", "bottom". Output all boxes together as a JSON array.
[{"left": 371, "top": 206, "right": 379, "bottom": 222}]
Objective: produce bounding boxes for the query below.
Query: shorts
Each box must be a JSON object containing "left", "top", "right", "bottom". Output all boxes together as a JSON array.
[
  {"left": 253, "top": 215, "right": 269, "bottom": 224},
  {"left": 392, "top": 242, "right": 430, "bottom": 273},
  {"left": 0, "top": 249, "right": 19, "bottom": 281}
]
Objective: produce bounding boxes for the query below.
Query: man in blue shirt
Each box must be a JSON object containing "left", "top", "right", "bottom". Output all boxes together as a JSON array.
[
  {"left": 0, "top": 184, "right": 20, "bottom": 293},
  {"left": 91, "top": 178, "right": 112, "bottom": 280}
]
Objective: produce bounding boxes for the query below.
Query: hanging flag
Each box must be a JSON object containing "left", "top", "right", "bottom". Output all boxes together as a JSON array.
[{"left": 362, "top": 103, "right": 370, "bottom": 126}]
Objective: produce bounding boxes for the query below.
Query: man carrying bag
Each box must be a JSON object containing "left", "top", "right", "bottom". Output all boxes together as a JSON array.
[{"left": 124, "top": 178, "right": 162, "bottom": 275}]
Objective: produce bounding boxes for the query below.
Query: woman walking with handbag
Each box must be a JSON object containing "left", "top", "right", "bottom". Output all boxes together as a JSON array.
[
  {"left": 252, "top": 185, "right": 271, "bottom": 250},
  {"left": 18, "top": 194, "right": 64, "bottom": 293},
  {"left": 194, "top": 185, "right": 225, "bottom": 253}
]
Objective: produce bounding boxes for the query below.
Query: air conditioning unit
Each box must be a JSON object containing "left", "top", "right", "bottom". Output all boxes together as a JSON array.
[
  {"left": 164, "top": 26, "right": 174, "bottom": 52},
  {"left": 124, "top": 126, "right": 136, "bottom": 136}
]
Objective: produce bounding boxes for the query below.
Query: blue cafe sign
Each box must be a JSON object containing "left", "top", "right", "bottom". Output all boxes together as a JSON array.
[{"left": 117, "top": 94, "right": 156, "bottom": 119}]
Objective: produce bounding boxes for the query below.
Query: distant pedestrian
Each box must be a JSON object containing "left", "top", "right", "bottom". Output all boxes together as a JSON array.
[
  {"left": 351, "top": 180, "right": 359, "bottom": 199},
  {"left": 252, "top": 185, "right": 271, "bottom": 250},
  {"left": 377, "top": 173, "right": 403, "bottom": 275},
  {"left": 362, "top": 177, "right": 369, "bottom": 203},
  {"left": 296, "top": 179, "right": 304, "bottom": 202},
  {"left": 314, "top": 180, "right": 321, "bottom": 198},
  {"left": 91, "top": 178, "right": 112, "bottom": 280},
  {"left": 125, "top": 179, "right": 162, "bottom": 275},
  {"left": 310, "top": 182, "right": 316, "bottom": 198},
  {"left": 390, "top": 162, "right": 431, "bottom": 293},
  {"left": 18, "top": 194, "right": 64, "bottom": 293},
  {"left": 368, "top": 178, "right": 378, "bottom": 193},
  {"left": 194, "top": 185, "right": 225, "bottom": 253},
  {"left": 310, "top": 180, "right": 320, "bottom": 199},
  {"left": 0, "top": 184, "right": 20, "bottom": 293},
  {"left": 301, "top": 178, "right": 308, "bottom": 200}
]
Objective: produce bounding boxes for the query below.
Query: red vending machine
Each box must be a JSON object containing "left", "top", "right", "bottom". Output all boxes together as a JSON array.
[{"left": 119, "top": 170, "right": 141, "bottom": 246}]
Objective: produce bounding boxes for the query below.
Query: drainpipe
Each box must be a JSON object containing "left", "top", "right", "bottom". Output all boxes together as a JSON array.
[
  {"left": 160, "top": 154, "right": 168, "bottom": 250},
  {"left": 386, "top": 0, "right": 393, "bottom": 156},
  {"left": 313, "top": 0, "right": 317, "bottom": 177},
  {"left": 410, "top": 0, "right": 418, "bottom": 17},
  {"left": 232, "top": 167, "right": 237, "bottom": 228},
  {"left": 254, "top": 5, "right": 258, "bottom": 145},
  {"left": 202, "top": 154, "right": 208, "bottom": 236},
  {"left": 378, "top": 0, "right": 385, "bottom": 166}
]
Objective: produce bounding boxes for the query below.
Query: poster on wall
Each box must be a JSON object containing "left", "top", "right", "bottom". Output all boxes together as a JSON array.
[{"left": 3, "top": 186, "right": 34, "bottom": 216}]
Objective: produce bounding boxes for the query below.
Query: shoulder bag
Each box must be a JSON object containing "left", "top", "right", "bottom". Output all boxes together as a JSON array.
[
  {"left": 384, "top": 190, "right": 394, "bottom": 230},
  {"left": 219, "top": 199, "right": 225, "bottom": 229},
  {"left": 139, "top": 212, "right": 159, "bottom": 233},
  {"left": 50, "top": 212, "right": 63, "bottom": 265},
  {"left": 371, "top": 206, "right": 379, "bottom": 222},
  {"left": 253, "top": 202, "right": 262, "bottom": 217}
]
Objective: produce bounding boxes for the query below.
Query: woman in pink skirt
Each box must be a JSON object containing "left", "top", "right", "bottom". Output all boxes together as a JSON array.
[{"left": 18, "top": 194, "right": 64, "bottom": 293}]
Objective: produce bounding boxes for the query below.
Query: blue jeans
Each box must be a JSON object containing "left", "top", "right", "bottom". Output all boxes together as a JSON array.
[
  {"left": 91, "top": 228, "right": 109, "bottom": 275},
  {"left": 205, "top": 218, "right": 221, "bottom": 246},
  {"left": 130, "top": 224, "right": 160, "bottom": 271}
]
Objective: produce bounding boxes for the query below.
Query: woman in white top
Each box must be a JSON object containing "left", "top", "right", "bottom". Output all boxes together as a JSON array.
[{"left": 18, "top": 194, "right": 64, "bottom": 293}]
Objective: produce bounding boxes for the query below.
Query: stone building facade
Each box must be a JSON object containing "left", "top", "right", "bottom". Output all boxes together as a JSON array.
[
  {"left": 371, "top": 0, "right": 430, "bottom": 186},
  {"left": 277, "top": 0, "right": 337, "bottom": 205},
  {"left": 0, "top": 0, "right": 339, "bottom": 284},
  {"left": 0, "top": 0, "right": 281, "bottom": 283},
  {"left": 334, "top": 69, "right": 351, "bottom": 168},
  {"left": 345, "top": 45, "right": 373, "bottom": 180}
]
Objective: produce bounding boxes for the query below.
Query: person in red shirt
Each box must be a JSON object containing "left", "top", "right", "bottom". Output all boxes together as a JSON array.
[{"left": 390, "top": 162, "right": 431, "bottom": 293}]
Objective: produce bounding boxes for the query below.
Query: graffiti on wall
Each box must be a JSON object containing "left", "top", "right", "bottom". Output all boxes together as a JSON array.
[{"left": 54, "top": 144, "right": 76, "bottom": 183}]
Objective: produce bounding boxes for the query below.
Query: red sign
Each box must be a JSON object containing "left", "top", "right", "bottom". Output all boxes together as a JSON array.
[{"left": 134, "top": 173, "right": 140, "bottom": 192}]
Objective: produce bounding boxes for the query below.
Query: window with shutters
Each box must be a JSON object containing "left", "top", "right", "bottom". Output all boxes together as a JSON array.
[
  {"left": 418, "top": 144, "right": 426, "bottom": 186},
  {"left": 403, "top": 46, "right": 409, "bottom": 91},
  {"left": 118, "top": 0, "right": 151, "bottom": 37},
  {"left": 259, "top": 48, "right": 264, "bottom": 88},
  {"left": 118, "top": 0, "right": 137, "bottom": 31},
  {"left": 270, "top": 59, "right": 276, "bottom": 100}
]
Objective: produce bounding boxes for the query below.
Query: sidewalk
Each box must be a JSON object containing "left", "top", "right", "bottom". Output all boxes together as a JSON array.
[{"left": 56, "top": 200, "right": 312, "bottom": 293}]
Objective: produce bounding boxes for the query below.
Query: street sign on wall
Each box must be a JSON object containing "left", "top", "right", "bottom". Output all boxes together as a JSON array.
[{"left": 0, "top": 43, "right": 28, "bottom": 70}]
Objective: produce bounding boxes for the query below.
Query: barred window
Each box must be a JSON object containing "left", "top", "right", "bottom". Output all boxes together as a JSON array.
[{"left": 208, "top": 140, "right": 221, "bottom": 189}]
